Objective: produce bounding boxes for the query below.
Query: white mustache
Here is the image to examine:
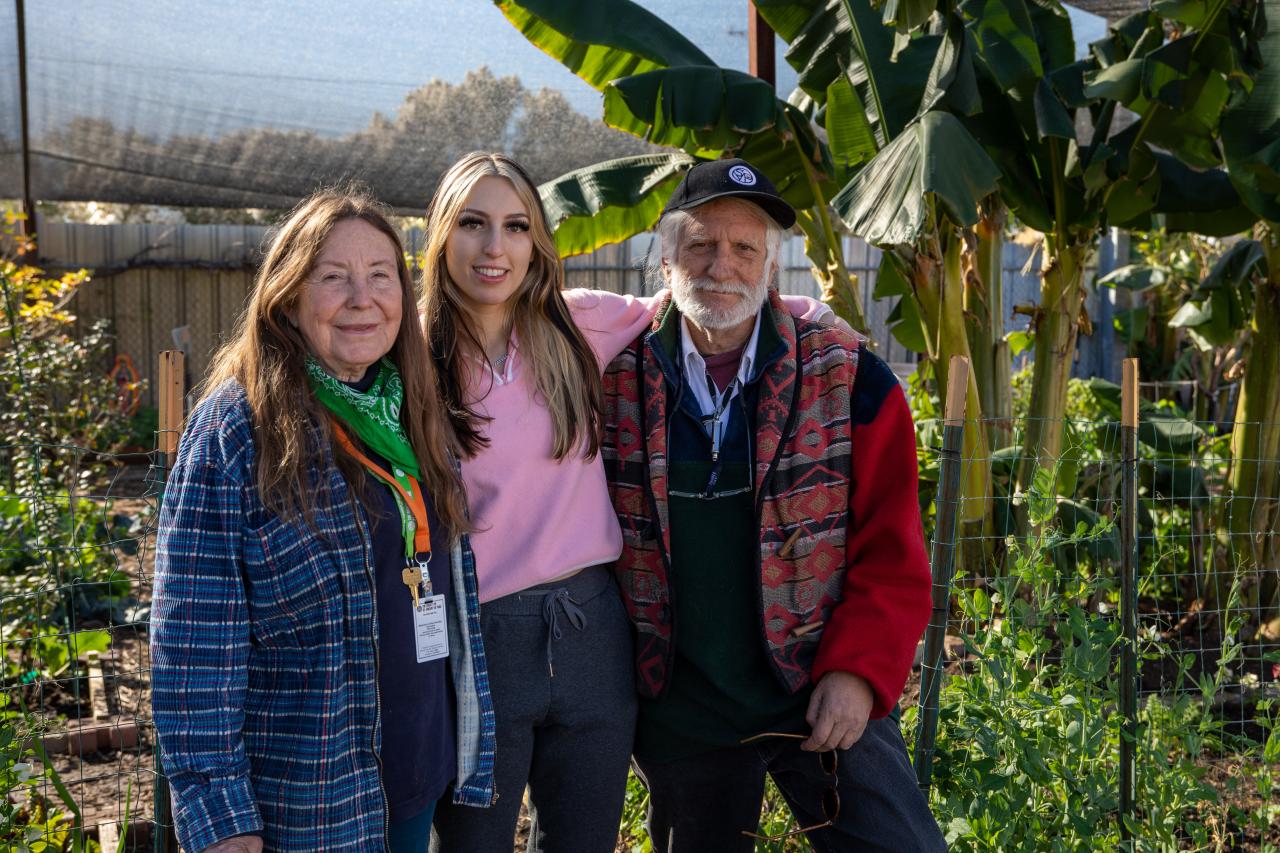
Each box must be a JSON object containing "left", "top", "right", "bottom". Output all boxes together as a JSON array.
[{"left": 687, "top": 278, "right": 752, "bottom": 295}]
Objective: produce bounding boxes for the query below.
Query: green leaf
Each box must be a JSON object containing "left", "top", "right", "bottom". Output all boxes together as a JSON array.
[
  {"left": 961, "top": 0, "right": 1044, "bottom": 95},
  {"left": 919, "top": 18, "right": 982, "bottom": 116},
  {"left": 539, "top": 153, "right": 695, "bottom": 257},
  {"left": 882, "top": 0, "right": 937, "bottom": 33},
  {"left": 1143, "top": 153, "right": 1254, "bottom": 236},
  {"left": 602, "top": 66, "right": 786, "bottom": 153},
  {"left": 1151, "top": 0, "right": 1210, "bottom": 27},
  {"left": 1105, "top": 171, "right": 1160, "bottom": 224},
  {"left": 1084, "top": 59, "right": 1144, "bottom": 103},
  {"left": 833, "top": 111, "right": 1001, "bottom": 244},
  {"left": 886, "top": 293, "right": 930, "bottom": 352},
  {"left": 1200, "top": 239, "right": 1266, "bottom": 292},
  {"left": 1264, "top": 729, "right": 1280, "bottom": 764},
  {"left": 762, "top": 0, "right": 940, "bottom": 143},
  {"left": 1097, "top": 264, "right": 1168, "bottom": 291},
  {"left": 1033, "top": 77, "right": 1075, "bottom": 140},
  {"left": 1006, "top": 329, "right": 1034, "bottom": 355},
  {"left": 1055, "top": 499, "right": 1121, "bottom": 561},
  {"left": 1139, "top": 412, "right": 1207, "bottom": 454},
  {"left": 1146, "top": 460, "right": 1210, "bottom": 506},
  {"left": 873, "top": 251, "right": 912, "bottom": 298},
  {"left": 1221, "top": 0, "right": 1280, "bottom": 220},
  {"left": 825, "top": 71, "right": 880, "bottom": 183},
  {"left": 494, "top": 0, "right": 715, "bottom": 91}
]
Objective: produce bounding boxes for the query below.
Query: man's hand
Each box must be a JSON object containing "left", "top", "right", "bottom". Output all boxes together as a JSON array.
[
  {"left": 803, "top": 671, "right": 873, "bottom": 752},
  {"left": 203, "top": 836, "right": 262, "bottom": 853}
]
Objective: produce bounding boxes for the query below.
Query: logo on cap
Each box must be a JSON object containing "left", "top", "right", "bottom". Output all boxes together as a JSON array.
[{"left": 727, "top": 165, "right": 757, "bottom": 186}]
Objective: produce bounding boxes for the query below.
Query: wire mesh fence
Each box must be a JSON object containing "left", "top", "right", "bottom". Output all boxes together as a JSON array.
[
  {"left": 909, "top": 375, "right": 1279, "bottom": 848},
  {"left": 0, "top": 442, "right": 165, "bottom": 850}
]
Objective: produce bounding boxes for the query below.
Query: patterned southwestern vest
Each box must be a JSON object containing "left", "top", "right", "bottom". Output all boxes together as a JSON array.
[{"left": 602, "top": 290, "right": 862, "bottom": 699}]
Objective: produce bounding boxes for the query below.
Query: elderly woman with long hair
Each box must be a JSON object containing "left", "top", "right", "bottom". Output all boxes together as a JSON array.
[
  {"left": 151, "top": 189, "right": 495, "bottom": 853},
  {"left": 422, "top": 153, "right": 830, "bottom": 852}
]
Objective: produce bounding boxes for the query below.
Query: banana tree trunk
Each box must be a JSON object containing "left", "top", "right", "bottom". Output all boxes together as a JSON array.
[
  {"left": 1224, "top": 224, "right": 1280, "bottom": 624},
  {"left": 795, "top": 208, "right": 869, "bottom": 334},
  {"left": 903, "top": 228, "right": 992, "bottom": 527},
  {"left": 967, "top": 204, "right": 1013, "bottom": 450},
  {"left": 1018, "top": 242, "right": 1091, "bottom": 490}
]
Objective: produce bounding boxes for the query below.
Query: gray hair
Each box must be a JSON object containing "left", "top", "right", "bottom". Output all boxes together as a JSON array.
[{"left": 643, "top": 198, "right": 786, "bottom": 292}]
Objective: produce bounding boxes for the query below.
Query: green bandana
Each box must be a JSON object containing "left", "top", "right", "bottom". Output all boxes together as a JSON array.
[{"left": 306, "top": 357, "right": 421, "bottom": 481}]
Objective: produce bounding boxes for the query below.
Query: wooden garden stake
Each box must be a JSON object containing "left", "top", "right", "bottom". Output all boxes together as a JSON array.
[{"left": 157, "top": 351, "right": 185, "bottom": 468}]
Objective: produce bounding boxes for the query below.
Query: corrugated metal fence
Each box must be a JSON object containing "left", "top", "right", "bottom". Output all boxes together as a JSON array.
[{"left": 32, "top": 218, "right": 1120, "bottom": 407}]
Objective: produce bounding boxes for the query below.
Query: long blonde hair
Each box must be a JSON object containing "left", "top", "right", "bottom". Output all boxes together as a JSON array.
[
  {"left": 420, "top": 152, "right": 602, "bottom": 460},
  {"left": 202, "top": 188, "right": 469, "bottom": 535}
]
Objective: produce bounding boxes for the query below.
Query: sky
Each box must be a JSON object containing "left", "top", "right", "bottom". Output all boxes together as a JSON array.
[{"left": 3, "top": 0, "right": 1108, "bottom": 141}]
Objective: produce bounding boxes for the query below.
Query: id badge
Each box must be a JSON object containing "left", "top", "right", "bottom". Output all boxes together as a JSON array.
[{"left": 413, "top": 594, "right": 449, "bottom": 663}]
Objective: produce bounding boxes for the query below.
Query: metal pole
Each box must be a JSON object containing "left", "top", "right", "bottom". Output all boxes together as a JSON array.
[
  {"left": 748, "top": 3, "right": 775, "bottom": 88},
  {"left": 1119, "top": 357, "right": 1139, "bottom": 840},
  {"left": 914, "top": 355, "right": 970, "bottom": 791},
  {"left": 14, "top": 0, "right": 36, "bottom": 241}
]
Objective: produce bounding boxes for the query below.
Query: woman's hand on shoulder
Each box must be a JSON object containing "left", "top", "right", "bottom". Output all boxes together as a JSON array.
[{"left": 202, "top": 835, "right": 263, "bottom": 853}]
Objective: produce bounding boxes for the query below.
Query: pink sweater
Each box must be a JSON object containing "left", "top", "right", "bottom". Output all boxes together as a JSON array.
[{"left": 462, "top": 289, "right": 831, "bottom": 602}]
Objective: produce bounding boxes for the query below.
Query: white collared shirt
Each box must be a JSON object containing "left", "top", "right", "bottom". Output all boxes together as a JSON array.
[{"left": 679, "top": 311, "right": 763, "bottom": 442}]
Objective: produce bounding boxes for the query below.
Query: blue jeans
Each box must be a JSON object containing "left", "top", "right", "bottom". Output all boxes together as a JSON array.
[
  {"left": 632, "top": 716, "right": 946, "bottom": 853},
  {"left": 389, "top": 801, "right": 435, "bottom": 853}
]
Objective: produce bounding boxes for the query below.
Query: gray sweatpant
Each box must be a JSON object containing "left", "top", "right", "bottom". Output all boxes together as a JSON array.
[{"left": 431, "top": 564, "right": 638, "bottom": 853}]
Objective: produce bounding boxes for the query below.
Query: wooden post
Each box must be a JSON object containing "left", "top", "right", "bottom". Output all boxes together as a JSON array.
[
  {"left": 153, "top": 350, "right": 184, "bottom": 852},
  {"left": 1119, "top": 357, "right": 1139, "bottom": 839},
  {"left": 915, "top": 355, "right": 970, "bottom": 790},
  {"left": 157, "top": 351, "right": 185, "bottom": 467},
  {"left": 748, "top": 3, "right": 776, "bottom": 88}
]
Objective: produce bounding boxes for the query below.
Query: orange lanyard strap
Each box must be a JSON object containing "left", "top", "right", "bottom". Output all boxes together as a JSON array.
[{"left": 331, "top": 421, "right": 432, "bottom": 559}]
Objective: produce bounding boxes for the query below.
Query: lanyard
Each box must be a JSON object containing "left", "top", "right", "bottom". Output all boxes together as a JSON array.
[
  {"left": 699, "top": 373, "right": 739, "bottom": 497},
  {"left": 331, "top": 421, "right": 432, "bottom": 564}
]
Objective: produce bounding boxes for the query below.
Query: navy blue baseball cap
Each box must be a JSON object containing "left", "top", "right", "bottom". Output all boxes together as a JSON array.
[{"left": 661, "top": 158, "right": 796, "bottom": 229}]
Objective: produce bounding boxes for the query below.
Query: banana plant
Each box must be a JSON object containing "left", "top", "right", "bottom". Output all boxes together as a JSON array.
[
  {"left": 1086, "top": 0, "right": 1279, "bottom": 623},
  {"left": 495, "top": 0, "right": 867, "bottom": 329}
]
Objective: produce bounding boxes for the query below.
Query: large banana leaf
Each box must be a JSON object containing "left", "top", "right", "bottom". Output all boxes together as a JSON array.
[
  {"left": 832, "top": 111, "right": 1001, "bottom": 244},
  {"left": 1221, "top": 0, "right": 1280, "bottom": 220},
  {"left": 539, "top": 153, "right": 695, "bottom": 257},
  {"left": 602, "top": 67, "right": 788, "bottom": 156},
  {"left": 756, "top": 0, "right": 940, "bottom": 143},
  {"left": 493, "top": 0, "right": 714, "bottom": 91},
  {"left": 1083, "top": 35, "right": 1234, "bottom": 169},
  {"left": 598, "top": 64, "right": 832, "bottom": 210}
]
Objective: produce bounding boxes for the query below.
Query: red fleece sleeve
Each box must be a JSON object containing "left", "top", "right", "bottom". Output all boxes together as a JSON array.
[{"left": 810, "top": 377, "right": 931, "bottom": 719}]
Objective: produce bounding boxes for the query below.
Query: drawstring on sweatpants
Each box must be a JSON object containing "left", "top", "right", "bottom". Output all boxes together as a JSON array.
[{"left": 541, "top": 588, "right": 586, "bottom": 676}]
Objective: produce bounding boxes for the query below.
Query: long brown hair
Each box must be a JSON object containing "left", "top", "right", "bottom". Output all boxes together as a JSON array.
[
  {"left": 420, "top": 152, "right": 603, "bottom": 460},
  {"left": 202, "top": 188, "right": 469, "bottom": 536}
]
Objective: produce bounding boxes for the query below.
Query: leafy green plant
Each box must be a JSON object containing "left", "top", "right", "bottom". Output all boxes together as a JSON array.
[
  {"left": 0, "top": 214, "right": 134, "bottom": 852},
  {"left": 910, "top": 466, "right": 1273, "bottom": 850}
]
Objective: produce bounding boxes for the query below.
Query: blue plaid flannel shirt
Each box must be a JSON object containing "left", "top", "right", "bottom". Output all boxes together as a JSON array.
[{"left": 152, "top": 381, "right": 496, "bottom": 852}]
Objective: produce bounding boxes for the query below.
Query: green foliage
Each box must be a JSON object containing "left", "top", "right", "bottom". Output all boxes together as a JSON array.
[
  {"left": 1, "top": 215, "right": 135, "bottom": 850},
  {"left": 910, "top": 468, "right": 1264, "bottom": 851}
]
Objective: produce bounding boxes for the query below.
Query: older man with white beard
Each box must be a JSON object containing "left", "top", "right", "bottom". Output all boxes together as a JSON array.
[{"left": 601, "top": 159, "right": 945, "bottom": 852}]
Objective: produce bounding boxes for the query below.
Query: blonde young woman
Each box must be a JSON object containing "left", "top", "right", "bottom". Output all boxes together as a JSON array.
[{"left": 422, "top": 153, "right": 831, "bottom": 852}]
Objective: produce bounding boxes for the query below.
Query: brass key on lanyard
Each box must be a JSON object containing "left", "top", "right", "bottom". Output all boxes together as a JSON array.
[{"left": 402, "top": 566, "right": 423, "bottom": 607}]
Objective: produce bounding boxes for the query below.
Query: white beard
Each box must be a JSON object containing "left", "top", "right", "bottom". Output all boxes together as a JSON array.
[{"left": 669, "top": 269, "right": 768, "bottom": 330}]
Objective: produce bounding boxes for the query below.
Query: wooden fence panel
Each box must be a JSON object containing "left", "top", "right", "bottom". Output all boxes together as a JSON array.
[{"left": 29, "top": 219, "right": 1119, "bottom": 408}]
